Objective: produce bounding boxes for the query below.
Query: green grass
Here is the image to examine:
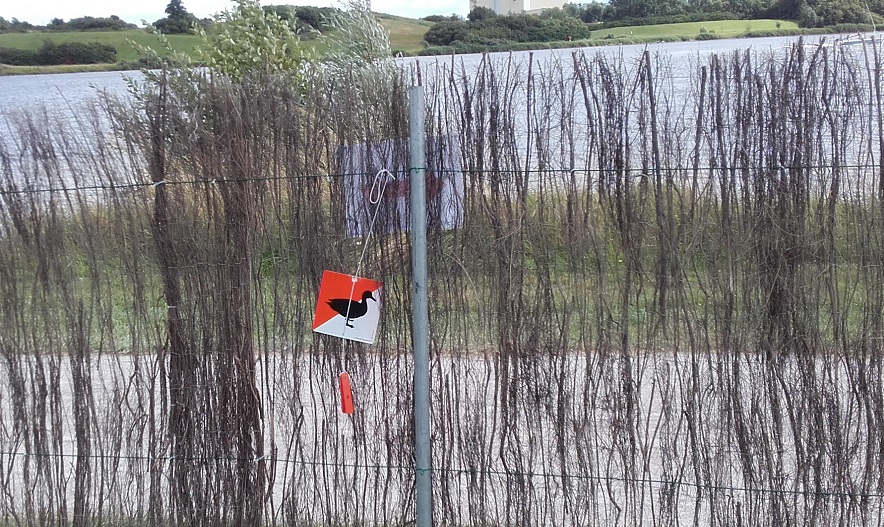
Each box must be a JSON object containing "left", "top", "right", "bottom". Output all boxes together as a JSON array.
[
  {"left": 0, "top": 29, "right": 202, "bottom": 63},
  {"left": 0, "top": 62, "right": 134, "bottom": 74},
  {"left": 375, "top": 13, "right": 432, "bottom": 53},
  {"left": 300, "top": 14, "right": 431, "bottom": 56},
  {"left": 590, "top": 19, "right": 798, "bottom": 40}
]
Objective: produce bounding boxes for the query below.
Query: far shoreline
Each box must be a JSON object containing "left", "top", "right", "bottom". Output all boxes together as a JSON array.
[{"left": 0, "top": 25, "right": 869, "bottom": 77}]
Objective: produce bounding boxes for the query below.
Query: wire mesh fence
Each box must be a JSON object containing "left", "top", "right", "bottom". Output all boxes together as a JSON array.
[{"left": 2, "top": 42, "right": 884, "bottom": 525}]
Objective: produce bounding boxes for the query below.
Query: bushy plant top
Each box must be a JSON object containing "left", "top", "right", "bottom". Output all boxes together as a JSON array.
[{"left": 195, "top": 0, "right": 311, "bottom": 79}]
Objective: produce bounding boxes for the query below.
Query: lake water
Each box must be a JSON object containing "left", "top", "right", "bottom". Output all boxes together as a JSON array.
[
  {"left": 0, "top": 70, "right": 134, "bottom": 112},
  {"left": 0, "top": 33, "right": 858, "bottom": 192},
  {"left": 0, "top": 34, "right": 833, "bottom": 115}
]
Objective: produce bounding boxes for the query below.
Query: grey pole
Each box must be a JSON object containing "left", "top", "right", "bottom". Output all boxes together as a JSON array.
[{"left": 409, "top": 85, "right": 432, "bottom": 527}]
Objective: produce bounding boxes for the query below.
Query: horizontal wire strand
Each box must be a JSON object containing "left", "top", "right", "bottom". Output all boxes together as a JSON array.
[
  {"left": 0, "top": 449, "right": 879, "bottom": 500},
  {"left": 1, "top": 162, "right": 882, "bottom": 196}
]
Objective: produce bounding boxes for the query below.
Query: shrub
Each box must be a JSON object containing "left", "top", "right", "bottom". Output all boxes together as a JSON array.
[
  {"left": 38, "top": 41, "right": 117, "bottom": 64},
  {"left": 424, "top": 20, "right": 470, "bottom": 45},
  {"left": 423, "top": 14, "right": 462, "bottom": 22},
  {"left": 418, "top": 45, "right": 458, "bottom": 55},
  {"left": 426, "top": 12, "right": 592, "bottom": 46},
  {"left": 293, "top": 6, "right": 325, "bottom": 29},
  {"left": 744, "top": 27, "right": 824, "bottom": 37},
  {"left": 798, "top": 3, "right": 822, "bottom": 28},
  {"left": 153, "top": 17, "right": 197, "bottom": 34},
  {"left": 263, "top": 5, "right": 335, "bottom": 31},
  {"left": 65, "top": 16, "right": 136, "bottom": 31},
  {"left": 828, "top": 22, "right": 875, "bottom": 32},
  {"left": 593, "top": 11, "right": 742, "bottom": 30},
  {"left": 153, "top": 0, "right": 200, "bottom": 34},
  {"left": 195, "top": 0, "right": 310, "bottom": 79},
  {"left": 468, "top": 6, "right": 497, "bottom": 22},
  {"left": 0, "top": 40, "right": 116, "bottom": 65},
  {"left": 0, "top": 47, "right": 34, "bottom": 65}
]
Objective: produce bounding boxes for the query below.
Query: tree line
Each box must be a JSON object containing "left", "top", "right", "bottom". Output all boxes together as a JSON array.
[
  {"left": 0, "top": 15, "right": 135, "bottom": 33},
  {"left": 424, "top": 0, "right": 883, "bottom": 48},
  {"left": 3, "top": 0, "right": 882, "bottom": 36},
  {"left": 566, "top": 0, "right": 881, "bottom": 26},
  {"left": 152, "top": 0, "right": 338, "bottom": 34},
  {"left": 0, "top": 1, "right": 338, "bottom": 35}
]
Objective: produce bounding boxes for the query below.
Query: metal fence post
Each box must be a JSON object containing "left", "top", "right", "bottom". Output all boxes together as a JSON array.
[{"left": 409, "top": 84, "right": 432, "bottom": 527}]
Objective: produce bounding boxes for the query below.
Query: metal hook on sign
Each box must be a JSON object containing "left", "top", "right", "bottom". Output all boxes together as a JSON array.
[
  {"left": 368, "top": 169, "right": 395, "bottom": 205},
  {"left": 354, "top": 169, "right": 395, "bottom": 280}
]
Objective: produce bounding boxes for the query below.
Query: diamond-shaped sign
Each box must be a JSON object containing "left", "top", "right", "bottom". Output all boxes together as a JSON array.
[{"left": 312, "top": 270, "right": 382, "bottom": 344}]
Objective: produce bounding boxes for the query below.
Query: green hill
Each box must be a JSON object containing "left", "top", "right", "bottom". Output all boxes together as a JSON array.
[
  {"left": 590, "top": 19, "right": 798, "bottom": 40},
  {"left": 375, "top": 13, "right": 432, "bottom": 53},
  {"left": 0, "top": 29, "right": 201, "bottom": 63}
]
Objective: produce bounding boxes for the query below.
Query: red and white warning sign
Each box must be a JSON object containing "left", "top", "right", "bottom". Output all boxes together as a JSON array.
[{"left": 312, "top": 270, "right": 382, "bottom": 344}]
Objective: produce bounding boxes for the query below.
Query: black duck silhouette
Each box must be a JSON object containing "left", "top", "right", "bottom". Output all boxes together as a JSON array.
[{"left": 327, "top": 290, "right": 375, "bottom": 328}]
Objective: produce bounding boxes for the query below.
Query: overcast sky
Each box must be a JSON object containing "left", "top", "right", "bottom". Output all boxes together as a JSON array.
[{"left": 4, "top": 0, "right": 468, "bottom": 26}]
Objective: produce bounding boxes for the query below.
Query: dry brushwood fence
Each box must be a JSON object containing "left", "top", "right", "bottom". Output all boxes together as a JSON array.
[{"left": 2, "top": 42, "right": 884, "bottom": 526}]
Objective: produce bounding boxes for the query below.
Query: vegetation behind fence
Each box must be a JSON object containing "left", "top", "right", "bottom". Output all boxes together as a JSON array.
[{"left": 2, "top": 43, "right": 884, "bottom": 525}]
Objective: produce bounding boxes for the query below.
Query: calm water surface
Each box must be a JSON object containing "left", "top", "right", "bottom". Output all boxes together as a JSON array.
[
  {"left": 0, "top": 35, "right": 841, "bottom": 188},
  {"left": 0, "top": 34, "right": 831, "bottom": 115},
  {"left": 0, "top": 70, "right": 136, "bottom": 114}
]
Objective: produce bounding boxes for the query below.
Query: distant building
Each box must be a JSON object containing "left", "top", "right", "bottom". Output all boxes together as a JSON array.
[{"left": 469, "top": 0, "right": 566, "bottom": 16}]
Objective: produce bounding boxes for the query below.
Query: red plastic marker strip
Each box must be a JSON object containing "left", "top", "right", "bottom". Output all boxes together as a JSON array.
[{"left": 339, "top": 372, "right": 354, "bottom": 414}]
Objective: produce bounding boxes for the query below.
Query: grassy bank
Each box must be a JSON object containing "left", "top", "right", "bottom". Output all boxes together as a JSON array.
[
  {"left": 293, "top": 13, "right": 431, "bottom": 56},
  {"left": 0, "top": 62, "right": 137, "bottom": 74},
  {"left": 376, "top": 13, "right": 432, "bottom": 53},
  {"left": 589, "top": 18, "right": 797, "bottom": 40},
  {"left": 0, "top": 29, "right": 202, "bottom": 63}
]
